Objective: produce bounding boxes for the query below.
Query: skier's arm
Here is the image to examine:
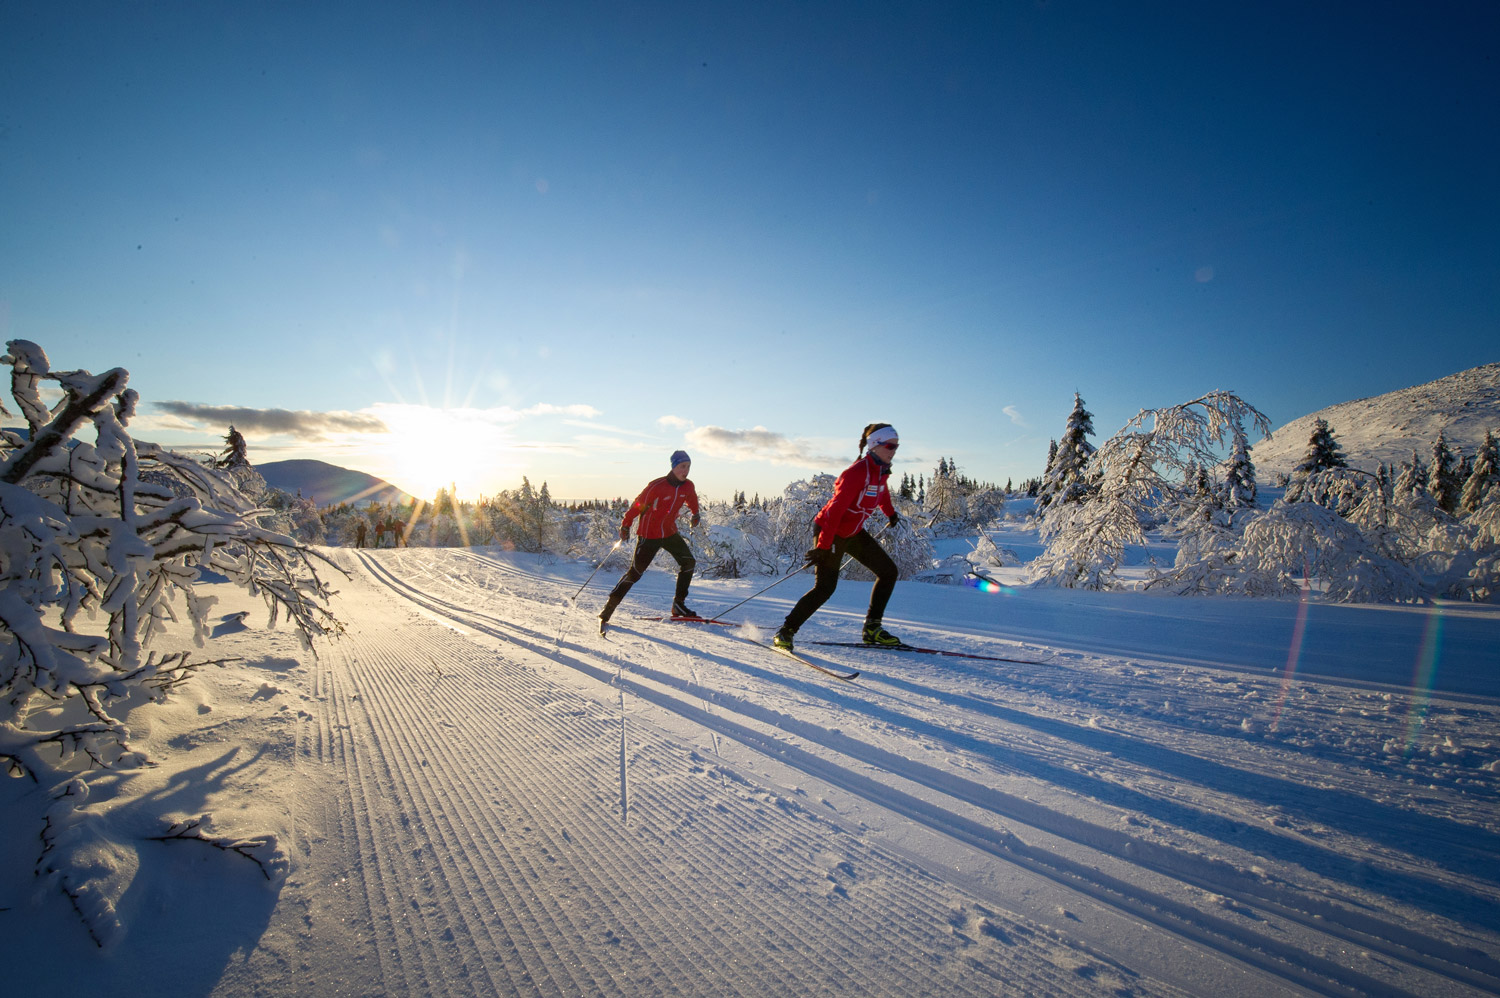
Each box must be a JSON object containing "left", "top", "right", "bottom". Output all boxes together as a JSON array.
[
  {"left": 621, "top": 483, "right": 651, "bottom": 534},
  {"left": 816, "top": 468, "right": 865, "bottom": 549}
]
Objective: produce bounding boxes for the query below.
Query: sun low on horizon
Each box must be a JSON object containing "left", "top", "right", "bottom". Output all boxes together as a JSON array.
[{"left": 352, "top": 403, "right": 527, "bottom": 503}]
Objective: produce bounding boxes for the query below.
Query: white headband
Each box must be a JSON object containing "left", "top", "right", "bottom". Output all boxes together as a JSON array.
[{"left": 866, "top": 426, "right": 899, "bottom": 448}]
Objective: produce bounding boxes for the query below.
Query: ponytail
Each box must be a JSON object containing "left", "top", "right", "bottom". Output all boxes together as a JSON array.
[{"left": 858, "top": 422, "right": 894, "bottom": 456}]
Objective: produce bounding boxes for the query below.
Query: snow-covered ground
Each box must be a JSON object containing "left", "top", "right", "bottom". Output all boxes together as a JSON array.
[{"left": 4, "top": 541, "right": 1500, "bottom": 997}]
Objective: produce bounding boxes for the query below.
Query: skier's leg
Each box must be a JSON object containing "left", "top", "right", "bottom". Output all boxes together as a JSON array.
[
  {"left": 846, "top": 531, "right": 900, "bottom": 643},
  {"left": 661, "top": 534, "right": 699, "bottom": 615},
  {"left": 601, "top": 539, "right": 661, "bottom": 622},
  {"left": 779, "top": 542, "right": 844, "bottom": 640}
]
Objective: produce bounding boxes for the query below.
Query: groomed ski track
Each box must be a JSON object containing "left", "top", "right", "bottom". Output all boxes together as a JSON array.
[{"left": 300, "top": 547, "right": 1500, "bottom": 998}]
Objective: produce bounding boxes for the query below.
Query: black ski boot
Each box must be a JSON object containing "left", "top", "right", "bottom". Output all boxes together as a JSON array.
[
  {"left": 772, "top": 627, "right": 796, "bottom": 652},
  {"left": 671, "top": 600, "right": 700, "bottom": 619},
  {"left": 599, "top": 596, "right": 620, "bottom": 635}
]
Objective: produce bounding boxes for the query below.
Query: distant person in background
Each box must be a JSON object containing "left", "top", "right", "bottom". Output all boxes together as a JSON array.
[
  {"left": 391, "top": 519, "right": 406, "bottom": 547},
  {"left": 773, "top": 423, "right": 903, "bottom": 652},
  {"left": 375, "top": 520, "right": 388, "bottom": 547},
  {"left": 598, "top": 450, "right": 701, "bottom": 633},
  {"left": 356, "top": 522, "right": 368, "bottom": 548}
]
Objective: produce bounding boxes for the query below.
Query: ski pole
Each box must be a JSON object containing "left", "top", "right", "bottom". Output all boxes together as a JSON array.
[
  {"left": 573, "top": 540, "right": 624, "bottom": 599},
  {"left": 706, "top": 561, "right": 813, "bottom": 622},
  {"left": 707, "top": 522, "right": 892, "bottom": 622}
]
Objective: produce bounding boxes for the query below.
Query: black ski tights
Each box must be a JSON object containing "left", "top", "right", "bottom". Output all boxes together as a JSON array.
[
  {"left": 781, "top": 530, "right": 896, "bottom": 634},
  {"left": 602, "top": 534, "right": 696, "bottom": 617}
]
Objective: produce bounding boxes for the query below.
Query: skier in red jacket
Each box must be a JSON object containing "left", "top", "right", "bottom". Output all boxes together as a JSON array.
[
  {"left": 774, "top": 423, "right": 903, "bottom": 651},
  {"left": 599, "top": 450, "right": 701, "bottom": 632}
]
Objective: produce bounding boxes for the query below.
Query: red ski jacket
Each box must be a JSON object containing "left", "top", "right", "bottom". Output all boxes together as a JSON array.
[
  {"left": 622, "top": 475, "right": 700, "bottom": 539},
  {"left": 814, "top": 453, "right": 896, "bottom": 549}
]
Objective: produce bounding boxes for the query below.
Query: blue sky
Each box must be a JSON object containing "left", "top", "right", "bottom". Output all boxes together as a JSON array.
[{"left": 3, "top": 1, "right": 1496, "bottom": 502}]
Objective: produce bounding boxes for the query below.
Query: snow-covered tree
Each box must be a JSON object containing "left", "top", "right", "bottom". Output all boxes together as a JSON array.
[
  {"left": 1394, "top": 450, "right": 1427, "bottom": 502},
  {"left": 1286, "top": 418, "right": 1347, "bottom": 501},
  {"left": 1222, "top": 419, "right": 1258, "bottom": 508},
  {"left": 485, "top": 477, "right": 558, "bottom": 553},
  {"left": 924, "top": 458, "right": 969, "bottom": 534},
  {"left": 0, "top": 340, "right": 342, "bottom": 942},
  {"left": 1460, "top": 431, "right": 1498, "bottom": 514},
  {"left": 1235, "top": 501, "right": 1428, "bottom": 603},
  {"left": 768, "top": 475, "right": 834, "bottom": 568},
  {"left": 1428, "top": 430, "right": 1460, "bottom": 513},
  {"left": 216, "top": 424, "right": 248, "bottom": 469},
  {"left": 1029, "top": 391, "right": 1271, "bottom": 590},
  {"left": 1038, "top": 393, "right": 1096, "bottom": 507}
]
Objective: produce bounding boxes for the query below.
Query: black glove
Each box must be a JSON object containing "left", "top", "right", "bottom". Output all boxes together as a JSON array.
[
  {"left": 691, "top": 513, "right": 700, "bottom": 527},
  {"left": 887, "top": 512, "right": 900, "bottom": 529},
  {"left": 805, "top": 547, "right": 837, "bottom": 570},
  {"left": 618, "top": 525, "right": 631, "bottom": 542}
]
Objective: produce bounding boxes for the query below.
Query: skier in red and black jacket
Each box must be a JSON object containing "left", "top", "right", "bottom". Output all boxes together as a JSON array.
[
  {"left": 599, "top": 450, "right": 701, "bottom": 633},
  {"left": 773, "top": 423, "right": 903, "bottom": 652}
]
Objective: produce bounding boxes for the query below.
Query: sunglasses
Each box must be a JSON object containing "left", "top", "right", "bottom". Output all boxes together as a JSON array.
[{"left": 876, "top": 441, "right": 899, "bottom": 451}]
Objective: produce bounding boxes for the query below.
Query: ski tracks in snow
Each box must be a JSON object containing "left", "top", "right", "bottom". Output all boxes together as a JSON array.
[{"left": 297, "top": 548, "right": 1500, "bottom": 998}]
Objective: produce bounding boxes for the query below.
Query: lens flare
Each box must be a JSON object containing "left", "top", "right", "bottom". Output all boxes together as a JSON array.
[
  {"left": 1270, "top": 574, "right": 1313, "bottom": 733},
  {"left": 1403, "top": 608, "right": 1444, "bottom": 754},
  {"left": 966, "top": 574, "right": 1014, "bottom": 595}
]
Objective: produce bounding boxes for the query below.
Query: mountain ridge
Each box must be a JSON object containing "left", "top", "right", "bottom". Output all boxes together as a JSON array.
[
  {"left": 1250, "top": 363, "right": 1500, "bottom": 477},
  {"left": 257, "top": 459, "right": 413, "bottom": 507}
]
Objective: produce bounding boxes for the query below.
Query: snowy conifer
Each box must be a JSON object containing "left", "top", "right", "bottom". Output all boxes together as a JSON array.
[
  {"left": 1460, "top": 431, "right": 1498, "bottom": 514},
  {"left": 1222, "top": 419, "right": 1258, "bottom": 508},
  {"left": 1038, "top": 393, "right": 1097, "bottom": 508},
  {"left": 1427, "top": 431, "right": 1460, "bottom": 513},
  {"left": 1394, "top": 450, "right": 1427, "bottom": 501},
  {"left": 216, "top": 424, "right": 249, "bottom": 469},
  {"left": 1287, "top": 419, "right": 1347, "bottom": 501}
]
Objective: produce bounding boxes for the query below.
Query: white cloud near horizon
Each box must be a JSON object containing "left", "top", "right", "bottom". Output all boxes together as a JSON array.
[
  {"left": 153, "top": 399, "right": 601, "bottom": 441},
  {"left": 154, "top": 401, "right": 388, "bottom": 439},
  {"left": 685, "top": 425, "right": 843, "bottom": 468}
]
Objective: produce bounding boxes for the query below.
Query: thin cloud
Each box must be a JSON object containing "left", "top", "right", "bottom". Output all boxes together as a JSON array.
[
  {"left": 685, "top": 425, "right": 844, "bottom": 468},
  {"left": 1002, "top": 405, "right": 1027, "bottom": 427},
  {"left": 516, "top": 402, "right": 600, "bottom": 419},
  {"left": 658, "top": 414, "right": 694, "bottom": 430},
  {"left": 564, "top": 419, "right": 657, "bottom": 438},
  {"left": 154, "top": 401, "right": 388, "bottom": 439}
]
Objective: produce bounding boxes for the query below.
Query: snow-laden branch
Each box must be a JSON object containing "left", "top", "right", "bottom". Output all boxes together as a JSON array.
[
  {"left": 1030, "top": 391, "right": 1272, "bottom": 590},
  {"left": 0, "top": 339, "right": 344, "bottom": 779},
  {"left": 1, "top": 338, "right": 336, "bottom": 942}
]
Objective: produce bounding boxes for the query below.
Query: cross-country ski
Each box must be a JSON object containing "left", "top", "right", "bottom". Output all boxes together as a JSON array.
[
  {"left": 766, "top": 642, "right": 860, "bottom": 681},
  {"left": 808, "top": 641, "right": 1048, "bottom": 665}
]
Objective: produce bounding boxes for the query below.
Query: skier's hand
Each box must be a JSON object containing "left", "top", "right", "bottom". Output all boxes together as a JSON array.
[
  {"left": 618, "top": 525, "right": 630, "bottom": 542},
  {"left": 887, "top": 512, "right": 900, "bottom": 529},
  {"left": 690, "top": 513, "right": 700, "bottom": 527},
  {"left": 805, "top": 547, "right": 837, "bottom": 570}
]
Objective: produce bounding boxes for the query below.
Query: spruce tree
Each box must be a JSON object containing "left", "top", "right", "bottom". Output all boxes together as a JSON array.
[
  {"left": 216, "top": 424, "right": 249, "bottom": 469},
  {"left": 1039, "top": 393, "right": 1097, "bottom": 507},
  {"left": 1293, "top": 418, "right": 1347, "bottom": 476},
  {"left": 1394, "top": 450, "right": 1426, "bottom": 500},
  {"left": 1460, "top": 430, "right": 1498, "bottom": 513},
  {"left": 1427, "top": 431, "right": 1459, "bottom": 512},
  {"left": 1222, "top": 419, "right": 1258, "bottom": 508}
]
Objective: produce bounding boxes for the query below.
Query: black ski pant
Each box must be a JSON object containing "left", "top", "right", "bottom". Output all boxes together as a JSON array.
[
  {"left": 781, "top": 529, "right": 896, "bottom": 635},
  {"left": 602, "top": 534, "right": 696, "bottom": 618}
]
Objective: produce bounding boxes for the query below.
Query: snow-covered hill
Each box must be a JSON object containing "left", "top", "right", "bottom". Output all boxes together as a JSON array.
[
  {"left": 1251, "top": 362, "right": 1500, "bottom": 477},
  {"left": 258, "top": 458, "right": 412, "bottom": 507}
]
